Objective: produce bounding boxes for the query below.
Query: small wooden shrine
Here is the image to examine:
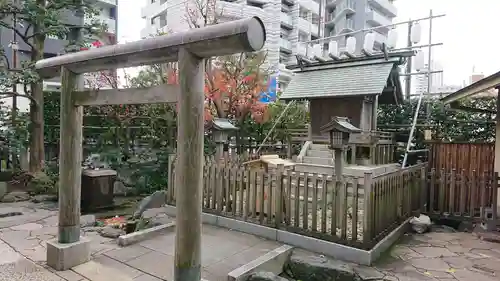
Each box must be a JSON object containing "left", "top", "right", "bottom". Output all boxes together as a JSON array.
[{"left": 281, "top": 50, "right": 414, "bottom": 165}]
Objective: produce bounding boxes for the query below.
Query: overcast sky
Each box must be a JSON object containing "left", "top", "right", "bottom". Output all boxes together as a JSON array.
[{"left": 117, "top": 0, "right": 500, "bottom": 86}]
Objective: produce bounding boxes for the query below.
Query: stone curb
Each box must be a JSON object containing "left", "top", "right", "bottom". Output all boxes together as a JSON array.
[
  {"left": 163, "top": 204, "right": 410, "bottom": 265},
  {"left": 227, "top": 245, "right": 294, "bottom": 281},
  {"left": 117, "top": 222, "right": 176, "bottom": 246}
]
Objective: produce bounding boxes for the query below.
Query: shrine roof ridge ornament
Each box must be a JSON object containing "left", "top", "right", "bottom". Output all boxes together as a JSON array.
[
  {"left": 35, "top": 17, "right": 266, "bottom": 79},
  {"left": 287, "top": 50, "right": 415, "bottom": 73}
]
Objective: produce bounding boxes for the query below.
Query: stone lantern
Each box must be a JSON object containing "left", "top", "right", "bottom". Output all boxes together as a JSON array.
[
  {"left": 320, "top": 116, "right": 361, "bottom": 176},
  {"left": 211, "top": 118, "right": 238, "bottom": 161}
]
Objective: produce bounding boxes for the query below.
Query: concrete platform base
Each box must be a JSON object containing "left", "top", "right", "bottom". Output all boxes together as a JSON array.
[{"left": 46, "top": 237, "right": 91, "bottom": 271}]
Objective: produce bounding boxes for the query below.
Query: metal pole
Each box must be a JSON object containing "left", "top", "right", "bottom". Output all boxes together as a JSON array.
[
  {"left": 405, "top": 20, "right": 413, "bottom": 99},
  {"left": 402, "top": 89, "right": 424, "bottom": 168},
  {"left": 317, "top": 0, "right": 323, "bottom": 37},
  {"left": 306, "top": 13, "right": 445, "bottom": 43},
  {"left": 425, "top": 10, "right": 433, "bottom": 120},
  {"left": 255, "top": 100, "right": 295, "bottom": 155},
  {"left": 175, "top": 48, "right": 204, "bottom": 281}
]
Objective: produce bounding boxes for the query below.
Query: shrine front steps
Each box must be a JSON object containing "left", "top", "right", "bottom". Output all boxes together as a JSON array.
[
  {"left": 304, "top": 143, "right": 334, "bottom": 166},
  {"left": 302, "top": 156, "right": 334, "bottom": 166},
  {"left": 306, "top": 149, "right": 333, "bottom": 158}
]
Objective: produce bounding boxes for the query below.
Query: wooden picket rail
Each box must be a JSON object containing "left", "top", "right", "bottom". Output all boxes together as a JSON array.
[
  {"left": 366, "top": 164, "right": 426, "bottom": 244},
  {"left": 426, "top": 169, "right": 498, "bottom": 220},
  {"left": 166, "top": 156, "right": 426, "bottom": 250}
]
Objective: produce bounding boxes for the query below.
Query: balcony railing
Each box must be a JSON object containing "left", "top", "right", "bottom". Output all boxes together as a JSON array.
[
  {"left": 335, "top": 18, "right": 355, "bottom": 34},
  {"left": 141, "top": 0, "right": 168, "bottom": 19},
  {"left": 366, "top": 10, "right": 392, "bottom": 29},
  {"left": 325, "top": 0, "right": 339, "bottom": 9},
  {"left": 368, "top": 0, "right": 397, "bottom": 17},
  {"left": 299, "top": 0, "right": 319, "bottom": 14},
  {"left": 298, "top": 17, "right": 311, "bottom": 33},
  {"left": 325, "top": 0, "right": 356, "bottom": 25},
  {"left": 311, "top": 23, "right": 319, "bottom": 36},
  {"left": 280, "top": 12, "right": 293, "bottom": 27},
  {"left": 280, "top": 38, "right": 292, "bottom": 51}
]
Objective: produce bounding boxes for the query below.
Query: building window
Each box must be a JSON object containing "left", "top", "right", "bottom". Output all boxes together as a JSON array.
[
  {"left": 159, "top": 14, "right": 167, "bottom": 28},
  {"left": 109, "top": 7, "right": 116, "bottom": 20}
]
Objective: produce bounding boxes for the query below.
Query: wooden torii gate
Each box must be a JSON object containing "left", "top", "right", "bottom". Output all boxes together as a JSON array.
[{"left": 35, "top": 17, "right": 266, "bottom": 280}]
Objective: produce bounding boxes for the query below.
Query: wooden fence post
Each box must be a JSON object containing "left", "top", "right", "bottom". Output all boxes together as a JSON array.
[
  {"left": 275, "top": 164, "right": 285, "bottom": 228},
  {"left": 167, "top": 153, "right": 176, "bottom": 204},
  {"left": 420, "top": 165, "right": 427, "bottom": 214},
  {"left": 363, "top": 172, "right": 373, "bottom": 245},
  {"left": 493, "top": 172, "right": 499, "bottom": 221}
]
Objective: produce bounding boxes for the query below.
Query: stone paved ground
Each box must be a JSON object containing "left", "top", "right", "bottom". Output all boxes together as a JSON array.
[
  {"left": 0, "top": 202, "right": 281, "bottom": 280},
  {"left": 372, "top": 231, "right": 500, "bottom": 281},
  {"left": 106, "top": 225, "right": 281, "bottom": 280},
  {"left": 1, "top": 201, "right": 499, "bottom": 281}
]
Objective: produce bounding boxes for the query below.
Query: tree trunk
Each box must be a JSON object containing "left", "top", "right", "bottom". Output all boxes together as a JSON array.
[{"left": 29, "top": 30, "right": 45, "bottom": 173}]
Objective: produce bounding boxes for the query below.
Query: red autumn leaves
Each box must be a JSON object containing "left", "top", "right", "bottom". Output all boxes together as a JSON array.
[{"left": 166, "top": 65, "right": 269, "bottom": 124}]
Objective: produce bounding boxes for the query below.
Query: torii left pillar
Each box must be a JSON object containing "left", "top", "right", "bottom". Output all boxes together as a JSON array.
[{"left": 46, "top": 4, "right": 90, "bottom": 270}]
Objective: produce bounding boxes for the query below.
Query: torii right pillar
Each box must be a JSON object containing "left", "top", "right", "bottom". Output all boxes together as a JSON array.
[{"left": 494, "top": 87, "right": 500, "bottom": 218}]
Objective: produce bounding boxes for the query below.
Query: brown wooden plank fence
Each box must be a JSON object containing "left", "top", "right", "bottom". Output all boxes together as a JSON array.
[
  {"left": 166, "top": 156, "right": 426, "bottom": 250},
  {"left": 428, "top": 142, "right": 494, "bottom": 175}
]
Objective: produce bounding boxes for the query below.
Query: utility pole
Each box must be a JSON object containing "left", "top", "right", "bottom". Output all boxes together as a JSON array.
[
  {"left": 317, "top": 0, "right": 323, "bottom": 37},
  {"left": 401, "top": 9, "right": 443, "bottom": 168},
  {"left": 425, "top": 10, "right": 433, "bottom": 120},
  {"left": 405, "top": 20, "right": 413, "bottom": 99}
]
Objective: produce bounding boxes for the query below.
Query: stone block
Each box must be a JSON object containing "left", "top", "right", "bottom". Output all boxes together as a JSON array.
[
  {"left": 117, "top": 222, "right": 175, "bottom": 246},
  {"left": 46, "top": 237, "right": 91, "bottom": 271},
  {"left": 227, "top": 245, "right": 293, "bottom": 281}
]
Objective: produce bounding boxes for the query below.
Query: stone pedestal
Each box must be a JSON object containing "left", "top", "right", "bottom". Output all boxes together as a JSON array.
[
  {"left": 81, "top": 169, "right": 117, "bottom": 211},
  {"left": 46, "top": 237, "right": 91, "bottom": 271}
]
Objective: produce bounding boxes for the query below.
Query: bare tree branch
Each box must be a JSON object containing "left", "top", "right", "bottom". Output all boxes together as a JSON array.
[{"left": 0, "top": 91, "right": 37, "bottom": 106}]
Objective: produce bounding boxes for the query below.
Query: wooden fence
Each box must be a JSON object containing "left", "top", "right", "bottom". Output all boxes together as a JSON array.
[
  {"left": 428, "top": 142, "right": 494, "bottom": 175},
  {"left": 425, "top": 169, "right": 498, "bottom": 221},
  {"left": 166, "top": 157, "right": 426, "bottom": 250}
]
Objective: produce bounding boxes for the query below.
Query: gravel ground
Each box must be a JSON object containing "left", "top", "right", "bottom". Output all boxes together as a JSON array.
[{"left": 202, "top": 186, "right": 365, "bottom": 242}]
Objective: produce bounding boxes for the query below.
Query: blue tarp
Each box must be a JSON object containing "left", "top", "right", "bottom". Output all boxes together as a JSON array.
[{"left": 259, "top": 76, "right": 278, "bottom": 103}]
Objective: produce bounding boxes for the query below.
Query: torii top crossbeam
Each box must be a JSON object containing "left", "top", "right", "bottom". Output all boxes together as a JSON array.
[{"left": 35, "top": 17, "right": 266, "bottom": 78}]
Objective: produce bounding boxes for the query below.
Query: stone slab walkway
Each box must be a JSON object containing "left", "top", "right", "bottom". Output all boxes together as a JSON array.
[
  {"left": 1, "top": 201, "right": 499, "bottom": 281},
  {"left": 372, "top": 231, "right": 500, "bottom": 281},
  {"left": 102, "top": 225, "right": 282, "bottom": 280},
  {"left": 0, "top": 202, "right": 282, "bottom": 280}
]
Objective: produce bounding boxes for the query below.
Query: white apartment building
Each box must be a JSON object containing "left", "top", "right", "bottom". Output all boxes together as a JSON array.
[
  {"left": 140, "top": 0, "right": 397, "bottom": 88},
  {"left": 2, "top": 0, "right": 119, "bottom": 112},
  {"left": 141, "top": 0, "right": 324, "bottom": 87},
  {"left": 322, "top": 0, "right": 397, "bottom": 51},
  {"left": 414, "top": 61, "right": 444, "bottom": 96}
]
